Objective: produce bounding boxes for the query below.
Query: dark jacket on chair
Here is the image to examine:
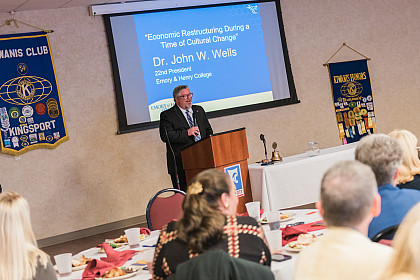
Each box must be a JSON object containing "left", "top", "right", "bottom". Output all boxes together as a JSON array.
[{"left": 168, "top": 250, "right": 274, "bottom": 280}]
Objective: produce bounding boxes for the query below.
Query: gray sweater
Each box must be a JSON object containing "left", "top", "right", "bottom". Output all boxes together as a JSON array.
[{"left": 33, "top": 257, "right": 57, "bottom": 280}]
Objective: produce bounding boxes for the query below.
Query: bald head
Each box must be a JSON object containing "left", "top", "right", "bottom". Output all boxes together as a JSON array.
[{"left": 320, "top": 160, "right": 378, "bottom": 227}]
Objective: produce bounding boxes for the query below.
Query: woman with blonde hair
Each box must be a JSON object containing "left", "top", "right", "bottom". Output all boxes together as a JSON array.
[
  {"left": 152, "top": 169, "right": 271, "bottom": 279},
  {"left": 0, "top": 192, "right": 57, "bottom": 280},
  {"left": 381, "top": 202, "right": 420, "bottom": 280},
  {"left": 388, "top": 129, "right": 420, "bottom": 191}
]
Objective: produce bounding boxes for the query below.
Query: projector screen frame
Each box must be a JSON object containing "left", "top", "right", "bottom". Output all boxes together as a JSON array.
[{"left": 103, "top": 0, "right": 300, "bottom": 134}]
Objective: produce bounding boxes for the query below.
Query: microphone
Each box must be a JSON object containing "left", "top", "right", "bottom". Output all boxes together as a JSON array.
[
  {"left": 193, "top": 109, "right": 198, "bottom": 127},
  {"left": 193, "top": 109, "right": 202, "bottom": 141},
  {"left": 164, "top": 124, "right": 180, "bottom": 189},
  {"left": 260, "top": 134, "right": 273, "bottom": 166}
]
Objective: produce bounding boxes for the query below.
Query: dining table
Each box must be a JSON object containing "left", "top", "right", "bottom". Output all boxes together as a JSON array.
[
  {"left": 249, "top": 142, "right": 358, "bottom": 212},
  {"left": 267, "top": 209, "right": 324, "bottom": 280},
  {"left": 57, "top": 230, "right": 160, "bottom": 280},
  {"left": 57, "top": 209, "right": 324, "bottom": 280}
]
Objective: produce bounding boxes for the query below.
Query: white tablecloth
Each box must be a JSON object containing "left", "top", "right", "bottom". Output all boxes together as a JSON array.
[
  {"left": 268, "top": 209, "right": 324, "bottom": 280},
  {"left": 249, "top": 143, "right": 358, "bottom": 212},
  {"left": 58, "top": 210, "right": 322, "bottom": 280},
  {"left": 57, "top": 230, "right": 160, "bottom": 280}
]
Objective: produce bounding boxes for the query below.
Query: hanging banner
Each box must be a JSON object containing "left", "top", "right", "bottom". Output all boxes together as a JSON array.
[
  {"left": 328, "top": 59, "right": 376, "bottom": 144},
  {"left": 0, "top": 31, "right": 68, "bottom": 156}
]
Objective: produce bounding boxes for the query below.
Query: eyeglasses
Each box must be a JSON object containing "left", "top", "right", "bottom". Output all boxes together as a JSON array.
[{"left": 177, "top": 93, "right": 193, "bottom": 99}]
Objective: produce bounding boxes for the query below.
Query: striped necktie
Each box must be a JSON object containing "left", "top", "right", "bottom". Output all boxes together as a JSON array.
[
  {"left": 185, "top": 110, "right": 194, "bottom": 128},
  {"left": 186, "top": 110, "right": 201, "bottom": 141}
]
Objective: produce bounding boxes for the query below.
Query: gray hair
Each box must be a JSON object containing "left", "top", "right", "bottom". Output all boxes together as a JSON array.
[
  {"left": 355, "top": 133, "right": 403, "bottom": 187},
  {"left": 321, "top": 160, "right": 378, "bottom": 227},
  {"left": 173, "top": 85, "right": 189, "bottom": 99}
]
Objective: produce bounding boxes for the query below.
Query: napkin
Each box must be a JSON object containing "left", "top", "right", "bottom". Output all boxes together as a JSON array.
[
  {"left": 281, "top": 220, "right": 326, "bottom": 246},
  {"left": 82, "top": 243, "right": 136, "bottom": 280},
  {"left": 140, "top": 228, "right": 151, "bottom": 235},
  {"left": 378, "top": 239, "right": 393, "bottom": 246}
]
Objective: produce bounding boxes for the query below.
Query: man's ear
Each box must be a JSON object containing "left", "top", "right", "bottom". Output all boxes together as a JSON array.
[
  {"left": 392, "top": 168, "right": 399, "bottom": 185},
  {"left": 315, "top": 201, "right": 324, "bottom": 217},
  {"left": 371, "top": 194, "right": 381, "bottom": 217}
]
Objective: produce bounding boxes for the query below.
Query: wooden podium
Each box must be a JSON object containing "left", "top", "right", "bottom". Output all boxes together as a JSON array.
[{"left": 181, "top": 128, "right": 252, "bottom": 213}]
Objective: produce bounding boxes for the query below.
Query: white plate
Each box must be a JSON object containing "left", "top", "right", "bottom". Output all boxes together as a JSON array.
[
  {"left": 54, "top": 263, "right": 88, "bottom": 272},
  {"left": 95, "top": 270, "right": 140, "bottom": 280},
  {"left": 72, "top": 264, "right": 88, "bottom": 271},
  {"left": 279, "top": 213, "right": 296, "bottom": 223},
  {"left": 284, "top": 245, "right": 303, "bottom": 253},
  {"left": 139, "top": 234, "right": 150, "bottom": 243},
  {"left": 107, "top": 241, "right": 129, "bottom": 246},
  {"left": 106, "top": 234, "right": 150, "bottom": 245},
  {"left": 261, "top": 212, "right": 296, "bottom": 224},
  {"left": 98, "top": 245, "right": 128, "bottom": 253}
]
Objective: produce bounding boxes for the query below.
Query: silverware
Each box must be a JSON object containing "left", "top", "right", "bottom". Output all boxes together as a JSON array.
[{"left": 311, "top": 222, "right": 324, "bottom": 227}]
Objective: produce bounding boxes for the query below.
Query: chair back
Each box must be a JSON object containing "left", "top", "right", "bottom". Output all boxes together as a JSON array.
[
  {"left": 371, "top": 224, "right": 399, "bottom": 242},
  {"left": 146, "top": 188, "right": 186, "bottom": 231}
]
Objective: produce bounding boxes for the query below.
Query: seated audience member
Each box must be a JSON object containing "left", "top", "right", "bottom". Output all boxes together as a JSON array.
[
  {"left": 294, "top": 160, "right": 393, "bottom": 280},
  {"left": 381, "top": 202, "right": 420, "bottom": 280},
  {"left": 355, "top": 133, "right": 420, "bottom": 239},
  {"left": 388, "top": 129, "right": 420, "bottom": 191},
  {"left": 169, "top": 250, "right": 274, "bottom": 280},
  {"left": 0, "top": 192, "right": 57, "bottom": 280},
  {"left": 152, "top": 169, "right": 271, "bottom": 279}
]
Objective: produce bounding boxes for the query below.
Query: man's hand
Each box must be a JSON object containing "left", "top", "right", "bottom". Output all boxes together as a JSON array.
[{"left": 188, "top": 126, "right": 200, "bottom": 136}]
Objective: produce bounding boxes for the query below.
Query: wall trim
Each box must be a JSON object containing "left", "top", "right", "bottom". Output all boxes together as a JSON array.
[{"left": 38, "top": 214, "right": 146, "bottom": 248}]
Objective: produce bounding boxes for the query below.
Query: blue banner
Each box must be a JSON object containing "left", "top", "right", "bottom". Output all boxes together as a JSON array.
[
  {"left": 328, "top": 59, "right": 376, "bottom": 144},
  {"left": 0, "top": 31, "right": 68, "bottom": 155}
]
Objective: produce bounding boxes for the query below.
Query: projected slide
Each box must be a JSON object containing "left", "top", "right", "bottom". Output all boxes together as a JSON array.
[
  {"left": 105, "top": 0, "right": 298, "bottom": 132},
  {"left": 133, "top": 3, "right": 273, "bottom": 121}
]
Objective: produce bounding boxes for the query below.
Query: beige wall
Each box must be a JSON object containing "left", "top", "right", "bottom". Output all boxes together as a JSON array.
[{"left": 0, "top": 0, "right": 419, "bottom": 239}]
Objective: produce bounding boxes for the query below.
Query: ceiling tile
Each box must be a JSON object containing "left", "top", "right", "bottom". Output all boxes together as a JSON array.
[
  {"left": 15, "top": 0, "right": 71, "bottom": 11},
  {"left": 62, "top": 0, "right": 120, "bottom": 8},
  {"left": 0, "top": 0, "right": 124, "bottom": 13},
  {"left": 0, "top": 0, "right": 28, "bottom": 13}
]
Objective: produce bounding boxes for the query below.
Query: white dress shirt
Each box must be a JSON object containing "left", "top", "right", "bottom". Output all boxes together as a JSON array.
[{"left": 294, "top": 227, "right": 394, "bottom": 280}]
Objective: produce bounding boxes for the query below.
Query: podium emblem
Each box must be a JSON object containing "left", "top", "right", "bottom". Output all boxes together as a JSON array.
[{"left": 224, "top": 164, "right": 244, "bottom": 198}]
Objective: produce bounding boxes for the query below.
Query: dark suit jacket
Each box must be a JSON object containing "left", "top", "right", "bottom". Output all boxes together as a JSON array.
[
  {"left": 159, "top": 105, "right": 213, "bottom": 175},
  {"left": 168, "top": 250, "right": 274, "bottom": 280}
]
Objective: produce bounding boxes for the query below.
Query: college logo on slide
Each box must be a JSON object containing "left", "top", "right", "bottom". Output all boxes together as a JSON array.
[
  {"left": 247, "top": 4, "right": 258, "bottom": 14},
  {"left": 224, "top": 164, "right": 244, "bottom": 198}
]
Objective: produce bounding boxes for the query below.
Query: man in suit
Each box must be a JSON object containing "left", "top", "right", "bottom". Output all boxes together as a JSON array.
[
  {"left": 294, "top": 160, "right": 393, "bottom": 280},
  {"left": 159, "top": 85, "right": 213, "bottom": 191}
]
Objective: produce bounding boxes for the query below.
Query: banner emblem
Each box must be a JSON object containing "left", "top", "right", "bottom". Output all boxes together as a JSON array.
[
  {"left": 340, "top": 81, "right": 363, "bottom": 98},
  {"left": 0, "top": 31, "right": 68, "bottom": 155}
]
